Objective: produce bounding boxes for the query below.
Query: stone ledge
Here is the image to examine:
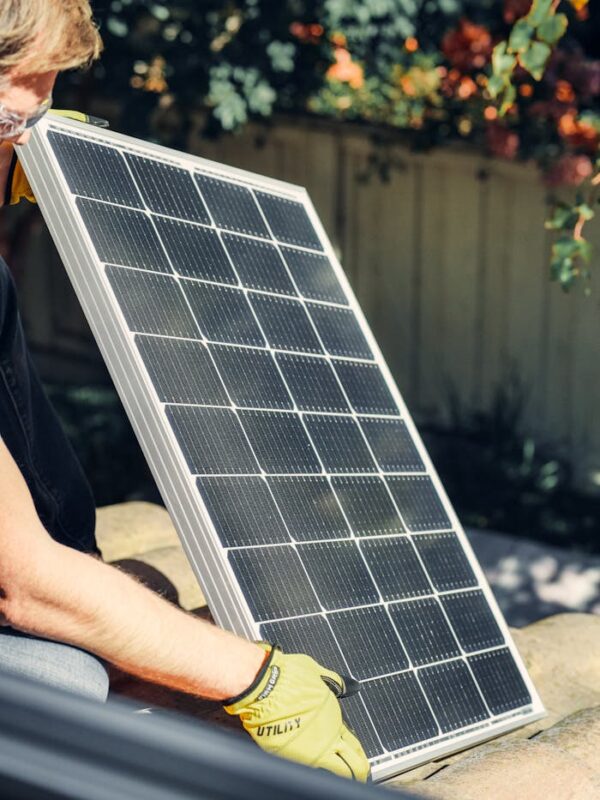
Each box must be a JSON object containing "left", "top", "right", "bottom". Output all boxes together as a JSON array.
[{"left": 97, "top": 503, "right": 600, "bottom": 799}]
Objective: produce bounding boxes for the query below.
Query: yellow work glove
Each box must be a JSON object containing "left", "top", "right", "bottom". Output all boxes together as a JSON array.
[
  {"left": 4, "top": 110, "right": 108, "bottom": 206},
  {"left": 224, "top": 644, "right": 370, "bottom": 782}
]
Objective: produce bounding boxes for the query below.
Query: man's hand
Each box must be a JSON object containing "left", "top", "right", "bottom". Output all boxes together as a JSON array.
[{"left": 224, "top": 645, "right": 370, "bottom": 782}]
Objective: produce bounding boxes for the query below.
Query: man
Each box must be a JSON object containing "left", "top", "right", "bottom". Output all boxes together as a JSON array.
[{"left": 0, "top": 0, "right": 369, "bottom": 782}]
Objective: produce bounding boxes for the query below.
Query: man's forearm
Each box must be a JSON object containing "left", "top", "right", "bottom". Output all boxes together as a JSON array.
[{"left": 8, "top": 538, "right": 265, "bottom": 701}]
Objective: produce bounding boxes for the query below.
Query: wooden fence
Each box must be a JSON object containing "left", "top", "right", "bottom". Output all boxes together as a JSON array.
[{"left": 9, "top": 116, "right": 600, "bottom": 490}]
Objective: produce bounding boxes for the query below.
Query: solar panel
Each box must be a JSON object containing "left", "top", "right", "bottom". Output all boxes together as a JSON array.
[{"left": 20, "top": 117, "right": 544, "bottom": 780}]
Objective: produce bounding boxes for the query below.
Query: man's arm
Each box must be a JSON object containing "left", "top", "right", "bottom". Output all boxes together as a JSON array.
[{"left": 0, "top": 437, "right": 265, "bottom": 700}]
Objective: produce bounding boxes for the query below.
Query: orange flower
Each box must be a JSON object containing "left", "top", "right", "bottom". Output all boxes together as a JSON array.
[
  {"left": 555, "top": 80, "right": 575, "bottom": 104},
  {"left": 457, "top": 76, "right": 478, "bottom": 99},
  {"left": 326, "top": 48, "right": 364, "bottom": 89},
  {"left": 405, "top": 37, "right": 419, "bottom": 53},
  {"left": 442, "top": 19, "right": 493, "bottom": 72},
  {"left": 558, "top": 112, "right": 599, "bottom": 154}
]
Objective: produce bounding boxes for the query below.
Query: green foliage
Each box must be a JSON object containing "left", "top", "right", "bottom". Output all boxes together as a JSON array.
[{"left": 424, "top": 381, "right": 600, "bottom": 552}]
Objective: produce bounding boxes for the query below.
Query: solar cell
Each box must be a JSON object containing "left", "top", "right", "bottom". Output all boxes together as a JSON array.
[
  {"left": 195, "top": 174, "right": 270, "bottom": 237},
  {"left": 79, "top": 199, "right": 171, "bottom": 273},
  {"left": 135, "top": 335, "right": 228, "bottom": 406},
  {"left": 238, "top": 410, "right": 321, "bottom": 474},
  {"left": 105, "top": 266, "right": 199, "bottom": 338},
  {"left": 304, "top": 414, "right": 377, "bottom": 474},
  {"left": 327, "top": 606, "right": 409, "bottom": 680},
  {"left": 333, "top": 360, "right": 398, "bottom": 415},
  {"left": 182, "top": 282, "right": 265, "bottom": 347},
  {"left": 468, "top": 649, "right": 532, "bottom": 715},
  {"left": 255, "top": 192, "right": 323, "bottom": 250},
  {"left": 153, "top": 217, "right": 238, "bottom": 283},
  {"left": 267, "top": 476, "right": 350, "bottom": 542},
  {"left": 208, "top": 345, "right": 292, "bottom": 410},
  {"left": 196, "top": 477, "right": 290, "bottom": 548},
  {"left": 417, "top": 660, "right": 489, "bottom": 733},
  {"left": 440, "top": 590, "right": 504, "bottom": 653},
  {"left": 359, "top": 418, "right": 424, "bottom": 473},
  {"left": 221, "top": 234, "right": 297, "bottom": 296},
  {"left": 125, "top": 153, "right": 211, "bottom": 223},
  {"left": 331, "top": 476, "right": 405, "bottom": 536},
  {"left": 25, "top": 118, "right": 543, "bottom": 781},
  {"left": 308, "top": 303, "right": 373, "bottom": 359},
  {"left": 386, "top": 476, "right": 452, "bottom": 532},
  {"left": 360, "top": 537, "right": 432, "bottom": 601},
  {"left": 387, "top": 597, "right": 461, "bottom": 667},
  {"left": 250, "top": 294, "right": 323, "bottom": 354},
  {"left": 275, "top": 354, "right": 349, "bottom": 413},
  {"left": 280, "top": 247, "right": 348, "bottom": 304},
  {"left": 298, "top": 541, "right": 379, "bottom": 610}
]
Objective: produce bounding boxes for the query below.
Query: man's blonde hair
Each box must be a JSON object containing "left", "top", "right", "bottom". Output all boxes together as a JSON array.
[{"left": 0, "top": 0, "right": 102, "bottom": 77}]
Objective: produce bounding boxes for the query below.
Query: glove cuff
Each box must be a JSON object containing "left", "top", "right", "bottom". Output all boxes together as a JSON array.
[{"left": 223, "top": 643, "right": 277, "bottom": 711}]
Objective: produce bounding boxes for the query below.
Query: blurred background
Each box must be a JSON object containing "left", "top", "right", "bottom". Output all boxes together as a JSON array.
[{"left": 2, "top": 0, "right": 599, "bottom": 554}]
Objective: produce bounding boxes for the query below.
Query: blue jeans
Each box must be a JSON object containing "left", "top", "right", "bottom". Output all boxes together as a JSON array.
[{"left": 0, "top": 258, "right": 107, "bottom": 698}]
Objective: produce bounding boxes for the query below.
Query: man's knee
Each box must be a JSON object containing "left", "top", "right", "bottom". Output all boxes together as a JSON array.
[{"left": 0, "top": 628, "right": 109, "bottom": 702}]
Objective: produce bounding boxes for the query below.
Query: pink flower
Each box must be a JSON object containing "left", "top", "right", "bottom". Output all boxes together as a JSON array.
[
  {"left": 486, "top": 123, "right": 520, "bottom": 160},
  {"left": 544, "top": 154, "right": 594, "bottom": 187}
]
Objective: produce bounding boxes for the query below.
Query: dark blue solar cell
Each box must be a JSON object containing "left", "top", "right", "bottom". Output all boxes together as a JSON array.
[
  {"left": 238, "top": 411, "right": 321, "bottom": 474},
  {"left": 153, "top": 217, "right": 238, "bottom": 284},
  {"left": 468, "top": 649, "right": 532, "bottom": 715},
  {"left": 412, "top": 532, "right": 478, "bottom": 592},
  {"left": 388, "top": 597, "right": 461, "bottom": 667},
  {"left": 197, "top": 476, "right": 290, "bottom": 547},
  {"left": 255, "top": 191, "right": 323, "bottom": 250},
  {"left": 267, "top": 476, "right": 350, "bottom": 542},
  {"left": 275, "top": 354, "right": 349, "bottom": 413},
  {"left": 165, "top": 406, "right": 259, "bottom": 475},
  {"left": 222, "top": 233, "right": 297, "bottom": 295},
  {"left": 360, "top": 537, "right": 432, "bottom": 601},
  {"left": 333, "top": 360, "right": 398, "bottom": 415},
  {"left": 182, "top": 281, "right": 265, "bottom": 347},
  {"left": 340, "top": 694, "right": 384, "bottom": 759},
  {"left": 331, "top": 476, "right": 405, "bottom": 536},
  {"left": 250, "top": 294, "right": 322, "bottom": 354},
  {"left": 105, "top": 266, "right": 199, "bottom": 338},
  {"left": 327, "top": 605, "right": 409, "bottom": 680},
  {"left": 359, "top": 418, "right": 425, "bottom": 473},
  {"left": 209, "top": 344, "right": 292, "bottom": 410},
  {"left": 440, "top": 590, "right": 505, "bottom": 653},
  {"left": 125, "top": 153, "right": 211, "bottom": 223},
  {"left": 304, "top": 415, "right": 377, "bottom": 473},
  {"left": 260, "top": 615, "right": 346, "bottom": 675},
  {"left": 135, "top": 335, "right": 227, "bottom": 405},
  {"left": 228, "top": 545, "right": 321, "bottom": 621},
  {"left": 361, "top": 673, "right": 439, "bottom": 751},
  {"left": 386, "top": 476, "right": 452, "bottom": 532},
  {"left": 298, "top": 541, "right": 379, "bottom": 610},
  {"left": 307, "top": 303, "right": 373, "bottom": 360},
  {"left": 418, "top": 660, "right": 489, "bottom": 733},
  {"left": 49, "top": 132, "right": 143, "bottom": 207},
  {"left": 195, "top": 174, "right": 270, "bottom": 237},
  {"left": 280, "top": 247, "right": 347, "bottom": 304},
  {"left": 78, "top": 198, "right": 171, "bottom": 273}
]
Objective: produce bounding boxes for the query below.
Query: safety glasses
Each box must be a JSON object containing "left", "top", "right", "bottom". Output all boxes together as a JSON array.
[{"left": 0, "top": 95, "right": 52, "bottom": 140}]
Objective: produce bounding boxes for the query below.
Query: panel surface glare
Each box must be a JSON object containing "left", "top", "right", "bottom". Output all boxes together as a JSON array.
[{"left": 26, "top": 120, "right": 543, "bottom": 782}]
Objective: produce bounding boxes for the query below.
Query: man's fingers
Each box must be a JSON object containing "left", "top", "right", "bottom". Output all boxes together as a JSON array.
[{"left": 317, "top": 725, "right": 371, "bottom": 782}]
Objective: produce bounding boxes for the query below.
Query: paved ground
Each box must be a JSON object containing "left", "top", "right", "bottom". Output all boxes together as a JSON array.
[{"left": 466, "top": 529, "right": 600, "bottom": 627}]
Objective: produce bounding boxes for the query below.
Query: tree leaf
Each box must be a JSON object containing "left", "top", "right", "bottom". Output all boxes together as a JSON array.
[
  {"left": 487, "top": 73, "right": 506, "bottom": 99},
  {"left": 520, "top": 41, "right": 552, "bottom": 80},
  {"left": 527, "top": 0, "right": 554, "bottom": 27},
  {"left": 508, "top": 19, "right": 534, "bottom": 53},
  {"left": 537, "top": 13, "right": 568, "bottom": 44},
  {"left": 492, "top": 41, "right": 516, "bottom": 76},
  {"left": 500, "top": 83, "right": 517, "bottom": 115}
]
